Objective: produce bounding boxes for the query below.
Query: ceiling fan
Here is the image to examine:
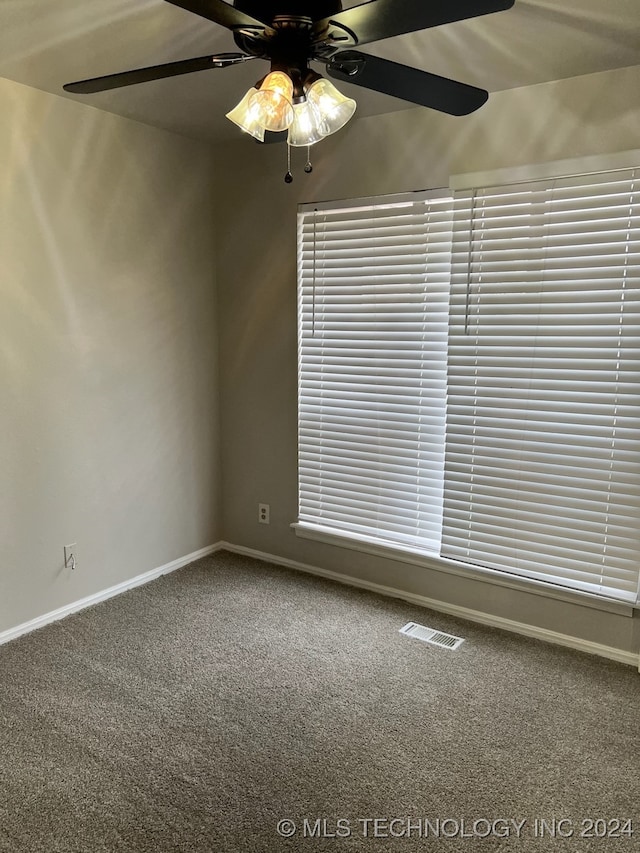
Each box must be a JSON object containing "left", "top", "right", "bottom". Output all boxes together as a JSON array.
[{"left": 64, "top": 0, "right": 515, "bottom": 179}]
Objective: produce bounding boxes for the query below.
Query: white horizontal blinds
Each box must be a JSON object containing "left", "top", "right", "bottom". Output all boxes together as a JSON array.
[
  {"left": 298, "top": 193, "right": 452, "bottom": 551},
  {"left": 443, "top": 170, "right": 640, "bottom": 603}
]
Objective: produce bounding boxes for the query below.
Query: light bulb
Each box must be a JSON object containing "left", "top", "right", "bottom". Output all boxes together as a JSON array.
[
  {"left": 306, "top": 78, "right": 356, "bottom": 137},
  {"left": 287, "top": 99, "right": 328, "bottom": 147},
  {"left": 249, "top": 71, "right": 294, "bottom": 132}
]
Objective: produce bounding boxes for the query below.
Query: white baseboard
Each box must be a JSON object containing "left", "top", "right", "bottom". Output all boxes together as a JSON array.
[
  {"left": 218, "top": 541, "right": 640, "bottom": 671},
  {"left": 3, "top": 540, "right": 637, "bottom": 672},
  {"left": 0, "top": 542, "right": 224, "bottom": 648}
]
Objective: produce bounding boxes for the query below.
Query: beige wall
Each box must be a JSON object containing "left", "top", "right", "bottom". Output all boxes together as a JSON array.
[
  {"left": 0, "top": 78, "right": 220, "bottom": 635},
  {"left": 3, "top": 64, "right": 638, "bottom": 656},
  {"left": 214, "top": 64, "right": 640, "bottom": 656}
]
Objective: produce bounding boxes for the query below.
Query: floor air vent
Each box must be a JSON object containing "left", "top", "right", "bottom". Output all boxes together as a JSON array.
[{"left": 399, "top": 622, "right": 465, "bottom": 650}]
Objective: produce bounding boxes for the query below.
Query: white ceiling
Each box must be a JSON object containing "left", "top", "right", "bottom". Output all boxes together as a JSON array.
[{"left": 0, "top": 0, "right": 639, "bottom": 143}]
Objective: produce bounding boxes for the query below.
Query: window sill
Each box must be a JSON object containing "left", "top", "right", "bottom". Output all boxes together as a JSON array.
[{"left": 292, "top": 522, "right": 635, "bottom": 618}]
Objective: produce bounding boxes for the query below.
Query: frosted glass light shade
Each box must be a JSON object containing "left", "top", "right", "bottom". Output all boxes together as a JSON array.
[
  {"left": 306, "top": 78, "right": 356, "bottom": 137},
  {"left": 225, "top": 88, "right": 265, "bottom": 141},
  {"left": 287, "top": 100, "right": 328, "bottom": 147},
  {"left": 249, "top": 71, "right": 294, "bottom": 132}
]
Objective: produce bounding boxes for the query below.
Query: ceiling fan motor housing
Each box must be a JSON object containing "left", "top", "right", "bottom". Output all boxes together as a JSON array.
[
  {"left": 233, "top": 6, "right": 341, "bottom": 98},
  {"left": 233, "top": 1, "right": 343, "bottom": 26}
]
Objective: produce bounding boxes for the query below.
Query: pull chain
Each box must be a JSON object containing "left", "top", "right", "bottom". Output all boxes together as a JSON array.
[
  {"left": 284, "top": 143, "right": 293, "bottom": 183},
  {"left": 304, "top": 145, "right": 313, "bottom": 174}
]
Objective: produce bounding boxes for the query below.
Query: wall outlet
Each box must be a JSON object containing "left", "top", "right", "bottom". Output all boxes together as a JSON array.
[
  {"left": 64, "top": 543, "right": 77, "bottom": 570},
  {"left": 258, "top": 503, "right": 270, "bottom": 524}
]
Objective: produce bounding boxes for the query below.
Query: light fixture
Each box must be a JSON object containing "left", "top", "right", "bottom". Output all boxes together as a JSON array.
[
  {"left": 226, "top": 66, "right": 357, "bottom": 181},
  {"left": 305, "top": 78, "right": 356, "bottom": 137},
  {"left": 248, "top": 71, "right": 294, "bottom": 133},
  {"left": 287, "top": 99, "right": 328, "bottom": 147},
  {"left": 224, "top": 88, "right": 265, "bottom": 141}
]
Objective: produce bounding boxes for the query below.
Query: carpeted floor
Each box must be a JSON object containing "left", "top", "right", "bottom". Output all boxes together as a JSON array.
[{"left": 0, "top": 550, "right": 638, "bottom": 852}]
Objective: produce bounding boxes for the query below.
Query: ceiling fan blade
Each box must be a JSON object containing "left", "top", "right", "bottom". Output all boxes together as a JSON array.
[
  {"left": 63, "top": 53, "right": 251, "bottom": 94},
  {"left": 326, "top": 51, "right": 488, "bottom": 116},
  {"left": 164, "top": 0, "right": 266, "bottom": 32},
  {"left": 318, "top": 0, "right": 515, "bottom": 47}
]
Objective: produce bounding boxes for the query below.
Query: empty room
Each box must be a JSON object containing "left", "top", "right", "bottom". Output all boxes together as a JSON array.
[{"left": 0, "top": 1, "right": 639, "bottom": 851}]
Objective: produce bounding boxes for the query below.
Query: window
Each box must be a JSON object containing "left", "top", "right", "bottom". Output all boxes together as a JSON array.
[{"left": 297, "top": 169, "right": 640, "bottom": 607}]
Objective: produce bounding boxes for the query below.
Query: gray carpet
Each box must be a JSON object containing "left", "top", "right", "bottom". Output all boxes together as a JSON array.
[{"left": 0, "top": 550, "right": 638, "bottom": 853}]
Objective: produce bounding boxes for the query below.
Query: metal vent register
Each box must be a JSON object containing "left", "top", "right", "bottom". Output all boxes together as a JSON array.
[{"left": 399, "top": 622, "right": 465, "bottom": 650}]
